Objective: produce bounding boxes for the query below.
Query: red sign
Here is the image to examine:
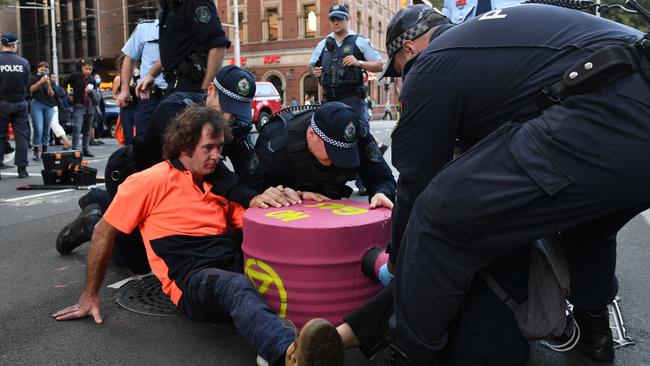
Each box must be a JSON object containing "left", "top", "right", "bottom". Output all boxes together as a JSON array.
[
  {"left": 229, "top": 57, "right": 248, "bottom": 66},
  {"left": 263, "top": 55, "right": 281, "bottom": 64}
]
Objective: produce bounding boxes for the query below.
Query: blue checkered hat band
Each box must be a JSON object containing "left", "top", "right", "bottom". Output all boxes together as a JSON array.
[
  {"left": 386, "top": 8, "right": 446, "bottom": 58},
  {"left": 329, "top": 10, "right": 348, "bottom": 18},
  {"left": 214, "top": 78, "right": 253, "bottom": 103},
  {"left": 310, "top": 114, "right": 356, "bottom": 149}
]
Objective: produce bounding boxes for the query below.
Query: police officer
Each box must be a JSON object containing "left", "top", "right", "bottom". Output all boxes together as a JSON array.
[
  {"left": 388, "top": 4, "right": 650, "bottom": 365},
  {"left": 245, "top": 102, "right": 395, "bottom": 209},
  {"left": 0, "top": 33, "right": 30, "bottom": 179},
  {"left": 117, "top": 19, "right": 168, "bottom": 134},
  {"left": 309, "top": 4, "right": 384, "bottom": 133},
  {"left": 442, "top": 0, "right": 520, "bottom": 24},
  {"left": 156, "top": 0, "right": 230, "bottom": 94}
]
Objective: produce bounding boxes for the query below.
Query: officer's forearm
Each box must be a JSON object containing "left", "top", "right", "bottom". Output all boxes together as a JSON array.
[
  {"left": 147, "top": 60, "right": 162, "bottom": 78},
  {"left": 202, "top": 47, "right": 226, "bottom": 90},
  {"left": 361, "top": 60, "right": 384, "bottom": 73},
  {"left": 120, "top": 56, "right": 136, "bottom": 89}
]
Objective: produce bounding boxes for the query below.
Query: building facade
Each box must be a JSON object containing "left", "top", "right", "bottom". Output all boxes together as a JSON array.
[{"left": 216, "top": 0, "right": 405, "bottom": 107}]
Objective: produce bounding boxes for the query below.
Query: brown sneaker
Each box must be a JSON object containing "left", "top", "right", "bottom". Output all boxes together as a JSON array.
[{"left": 285, "top": 318, "right": 344, "bottom": 366}]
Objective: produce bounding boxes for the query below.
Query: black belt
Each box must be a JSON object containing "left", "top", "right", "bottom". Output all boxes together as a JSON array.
[{"left": 541, "top": 41, "right": 650, "bottom": 106}]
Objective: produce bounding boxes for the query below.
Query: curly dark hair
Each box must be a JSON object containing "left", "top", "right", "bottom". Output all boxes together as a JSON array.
[{"left": 162, "top": 105, "right": 232, "bottom": 160}]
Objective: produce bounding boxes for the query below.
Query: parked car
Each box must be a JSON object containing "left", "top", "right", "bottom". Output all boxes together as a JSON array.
[
  {"left": 100, "top": 91, "right": 120, "bottom": 137},
  {"left": 252, "top": 82, "right": 283, "bottom": 131}
]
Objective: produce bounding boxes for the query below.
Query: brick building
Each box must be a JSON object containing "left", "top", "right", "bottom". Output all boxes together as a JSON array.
[{"left": 215, "top": 0, "right": 405, "bottom": 107}]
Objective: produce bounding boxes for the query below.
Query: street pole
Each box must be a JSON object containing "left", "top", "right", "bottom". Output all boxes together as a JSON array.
[
  {"left": 50, "top": 0, "right": 59, "bottom": 83},
  {"left": 233, "top": 0, "right": 240, "bottom": 67}
]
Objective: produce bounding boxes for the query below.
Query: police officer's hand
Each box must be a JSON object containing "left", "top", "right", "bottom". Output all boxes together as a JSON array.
[
  {"left": 250, "top": 185, "right": 296, "bottom": 209},
  {"left": 51, "top": 291, "right": 103, "bottom": 324},
  {"left": 312, "top": 66, "right": 323, "bottom": 78},
  {"left": 299, "top": 191, "right": 331, "bottom": 202},
  {"left": 342, "top": 55, "right": 360, "bottom": 68},
  {"left": 136, "top": 75, "right": 154, "bottom": 100},
  {"left": 116, "top": 88, "right": 131, "bottom": 108},
  {"left": 369, "top": 193, "right": 393, "bottom": 210}
]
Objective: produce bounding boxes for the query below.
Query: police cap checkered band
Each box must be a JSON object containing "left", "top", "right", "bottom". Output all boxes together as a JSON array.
[
  {"left": 386, "top": 8, "right": 448, "bottom": 58},
  {"left": 310, "top": 114, "right": 356, "bottom": 149},
  {"left": 214, "top": 78, "right": 253, "bottom": 103}
]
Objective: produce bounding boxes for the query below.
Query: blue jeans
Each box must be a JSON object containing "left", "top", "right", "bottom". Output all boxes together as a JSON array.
[
  {"left": 30, "top": 100, "right": 54, "bottom": 148},
  {"left": 72, "top": 103, "right": 94, "bottom": 151},
  {"left": 119, "top": 106, "right": 137, "bottom": 145},
  {"left": 179, "top": 267, "right": 295, "bottom": 364}
]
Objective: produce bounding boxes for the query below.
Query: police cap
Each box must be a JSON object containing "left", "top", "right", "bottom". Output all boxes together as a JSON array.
[
  {"left": 1, "top": 33, "right": 19, "bottom": 46},
  {"left": 214, "top": 65, "right": 256, "bottom": 125},
  {"left": 329, "top": 4, "right": 349, "bottom": 20},
  {"left": 379, "top": 5, "right": 449, "bottom": 79},
  {"left": 311, "top": 102, "right": 360, "bottom": 169}
]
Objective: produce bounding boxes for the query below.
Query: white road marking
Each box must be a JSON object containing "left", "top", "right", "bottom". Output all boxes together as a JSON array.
[
  {"left": 107, "top": 272, "right": 153, "bottom": 289},
  {"left": 0, "top": 183, "right": 105, "bottom": 203}
]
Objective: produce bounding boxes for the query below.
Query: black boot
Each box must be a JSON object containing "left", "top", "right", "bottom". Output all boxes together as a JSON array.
[
  {"left": 41, "top": 144, "right": 48, "bottom": 153},
  {"left": 32, "top": 146, "right": 40, "bottom": 161},
  {"left": 574, "top": 307, "right": 614, "bottom": 362},
  {"left": 17, "top": 166, "right": 29, "bottom": 178},
  {"left": 56, "top": 204, "right": 103, "bottom": 255}
]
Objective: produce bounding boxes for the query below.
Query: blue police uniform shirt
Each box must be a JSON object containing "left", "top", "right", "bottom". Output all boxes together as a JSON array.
[
  {"left": 389, "top": 4, "right": 643, "bottom": 263},
  {"left": 442, "top": 0, "right": 520, "bottom": 24},
  {"left": 309, "top": 30, "right": 382, "bottom": 66},
  {"left": 0, "top": 51, "right": 30, "bottom": 101},
  {"left": 121, "top": 20, "right": 167, "bottom": 89}
]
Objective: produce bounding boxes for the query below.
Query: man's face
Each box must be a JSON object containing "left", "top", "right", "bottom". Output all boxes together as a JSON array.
[
  {"left": 37, "top": 66, "right": 49, "bottom": 75},
  {"left": 185, "top": 124, "right": 224, "bottom": 178},
  {"left": 329, "top": 16, "right": 348, "bottom": 34},
  {"left": 81, "top": 65, "right": 92, "bottom": 77},
  {"left": 206, "top": 85, "right": 238, "bottom": 125},
  {"left": 306, "top": 127, "right": 332, "bottom": 166}
]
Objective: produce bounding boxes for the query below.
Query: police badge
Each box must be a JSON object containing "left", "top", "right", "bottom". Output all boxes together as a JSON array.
[
  {"left": 237, "top": 77, "right": 251, "bottom": 96},
  {"left": 195, "top": 6, "right": 211, "bottom": 23},
  {"left": 343, "top": 121, "right": 356, "bottom": 142}
]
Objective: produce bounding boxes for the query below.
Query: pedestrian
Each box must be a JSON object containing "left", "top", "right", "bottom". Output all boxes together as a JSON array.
[
  {"left": 60, "top": 61, "right": 96, "bottom": 157},
  {"left": 141, "top": 1, "right": 230, "bottom": 94},
  {"left": 387, "top": 4, "right": 650, "bottom": 365},
  {"left": 112, "top": 55, "right": 137, "bottom": 144},
  {"left": 116, "top": 19, "right": 167, "bottom": 133},
  {"left": 382, "top": 101, "right": 392, "bottom": 120},
  {"left": 51, "top": 105, "right": 346, "bottom": 366},
  {"left": 290, "top": 97, "right": 298, "bottom": 107},
  {"left": 28, "top": 61, "right": 56, "bottom": 161},
  {"left": 0, "top": 33, "right": 31, "bottom": 179},
  {"left": 49, "top": 73, "right": 72, "bottom": 150}
]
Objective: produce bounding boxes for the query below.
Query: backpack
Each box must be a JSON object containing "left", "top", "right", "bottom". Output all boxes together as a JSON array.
[{"left": 481, "top": 233, "right": 575, "bottom": 340}]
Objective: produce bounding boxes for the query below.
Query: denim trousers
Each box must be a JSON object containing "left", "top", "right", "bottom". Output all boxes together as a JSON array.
[
  {"left": 72, "top": 103, "right": 94, "bottom": 151},
  {"left": 179, "top": 267, "right": 295, "bottom": 365},
  {"left": 30, "top": 100, "right": 54, "bottom": 148}
]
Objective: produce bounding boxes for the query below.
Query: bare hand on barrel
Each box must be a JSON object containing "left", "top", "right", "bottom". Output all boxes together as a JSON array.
[{"left": 369, "top": 193, "right": 393, "bottom": 210}]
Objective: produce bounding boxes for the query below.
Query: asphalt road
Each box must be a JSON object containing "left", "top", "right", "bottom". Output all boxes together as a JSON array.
[{"left": 1, "top": 120, "right": 648, "bottom": 365}]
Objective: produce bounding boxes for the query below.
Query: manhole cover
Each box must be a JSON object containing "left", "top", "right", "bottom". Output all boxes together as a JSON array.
[{"left": 114, "top": 275, "right": 180, "bottom": 316}]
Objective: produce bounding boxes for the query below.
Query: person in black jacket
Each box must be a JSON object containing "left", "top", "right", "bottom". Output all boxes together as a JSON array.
[{"left": 60, "top": 60, "right": 96, "bottom": 157}]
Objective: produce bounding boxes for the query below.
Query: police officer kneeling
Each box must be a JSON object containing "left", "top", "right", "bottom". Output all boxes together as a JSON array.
[{"left": 246, "top": 102, "right": 395, "bottom": 209}]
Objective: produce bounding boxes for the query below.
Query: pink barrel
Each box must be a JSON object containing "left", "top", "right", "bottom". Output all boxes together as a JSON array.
[{"left": 242, "top": 199, "right": 391, "bottom": 328}]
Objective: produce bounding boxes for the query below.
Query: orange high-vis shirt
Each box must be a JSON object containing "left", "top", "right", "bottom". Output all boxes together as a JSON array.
[{"left": 103, "top": 160, "right": 245, "bottom": 305}]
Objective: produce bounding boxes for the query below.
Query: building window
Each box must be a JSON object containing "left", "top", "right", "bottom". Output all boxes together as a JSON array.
[
  {"left": 305, "top": 4, "right": 317, "bottom": 38},
  {"left": 368, "top": 16, "right": 373, "bottom": 43},
  {"left": 267, "top": 8, "right": 279, "bottom": 41},
  {"left": 238, "top": 11, "right": 245, "bottom": 43},
  {"left": 356, "top": 11, "right": 362, "bottom": 34}
]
